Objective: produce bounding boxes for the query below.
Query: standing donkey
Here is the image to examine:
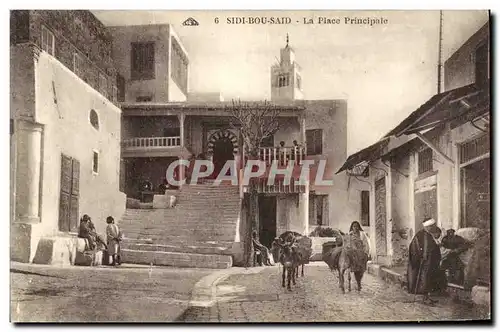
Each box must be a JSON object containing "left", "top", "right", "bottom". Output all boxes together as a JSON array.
[
  {"left": 276, "top": 238, "right": 299, "bottom": 291},
  {"left": 323, "top": 235, "right": 367, "bottom": 293}
]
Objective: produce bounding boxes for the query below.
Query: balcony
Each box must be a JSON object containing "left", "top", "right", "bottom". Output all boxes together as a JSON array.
[
  {"left": 258, "top": 146, "right": 306, "bottom": 166},
  {"left": 121, "top": 136, "right": 185, "bottom": 158}
]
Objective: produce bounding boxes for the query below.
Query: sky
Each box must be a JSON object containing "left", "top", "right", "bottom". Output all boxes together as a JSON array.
[{"left": 94, "top": 10, "right": 489, "bottom": 154}]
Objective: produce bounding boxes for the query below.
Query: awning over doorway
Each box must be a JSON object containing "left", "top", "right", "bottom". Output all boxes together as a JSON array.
[
  {"left": 335, "top": 138, "right": 389, "bottom": 174},
  {"left": 384, "top": 82, "right": 490, "bottom": 138}
]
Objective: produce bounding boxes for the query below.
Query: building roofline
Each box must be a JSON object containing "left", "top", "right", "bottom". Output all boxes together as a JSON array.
[{"left": 120, "top": 101, "right": 306, "bottom": 111}]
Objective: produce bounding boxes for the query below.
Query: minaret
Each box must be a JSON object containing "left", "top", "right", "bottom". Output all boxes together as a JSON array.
[{"left": 271, "top": 34, "right": 304, "bottom": 101}]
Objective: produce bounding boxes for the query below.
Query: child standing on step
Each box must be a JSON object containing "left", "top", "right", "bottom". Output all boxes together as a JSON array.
[{"left": 106, "top": 216, "right": 123, "bottom": 266}]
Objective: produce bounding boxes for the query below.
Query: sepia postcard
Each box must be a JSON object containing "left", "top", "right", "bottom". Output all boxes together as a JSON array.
[{"left": 9, "top": 9, "right": 491, "bottom": 323}]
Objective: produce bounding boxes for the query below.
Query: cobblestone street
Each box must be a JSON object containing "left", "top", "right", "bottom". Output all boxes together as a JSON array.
[
  {"left": 10, "top": 262, "right": 212, "bottom": 322},
  {"left": 180, "top": 263, "right": 490, "bottom": 322}
]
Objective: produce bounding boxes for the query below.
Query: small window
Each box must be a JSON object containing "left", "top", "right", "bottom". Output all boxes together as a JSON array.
[
  {"left": 73, "top": 53, "right": 84, "bottom": 77},
  {"left": 296, "top": 74, "right": 302, "bottom": 89},
  {"left": 306, "top": 129, "right": 323, "bottom": 155},
  {"left": 92, "top": 150, "right": 99, "bottom": 174},
  {"left": 89, "top": 109, "right": 99, "bottom": 130},
  {"left": 131, "top": 42, "right": 155, "bottom": 80},
  {"left": 136, "top": 96, "right": 153, "bottom": 102},
  {"left": 41, "top": 25, "right": 55, "bottom": 56},
  {"left": 418, "top": 148, "right": 433, "bottom": 175},
  {"left": 98, "top": 73, "right": 108, "bottom": 98},
  {"left": 309, "top": 195, "right": 328, "bottom": 226},
  {"left": 112, "top": 85, "right": 118, "bottom": 102},
  {"left": 278, "top": 73, "right": 290, "bottom": 87}
]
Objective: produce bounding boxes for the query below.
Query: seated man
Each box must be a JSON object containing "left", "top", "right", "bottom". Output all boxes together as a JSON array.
[
  {"left": 252, "top": 231, "right": 273, "bottom": 266},
  {"left": 78, "top": 214, "right": 107, "bottom": 251}
]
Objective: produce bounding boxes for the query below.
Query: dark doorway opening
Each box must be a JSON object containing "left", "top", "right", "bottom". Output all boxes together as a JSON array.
[
  {"left": 212, "top": 137, "right": 234, "bottom": 179},
  {"left": 258, "top": 196, "right": 277, "bottom": 249},
  {"left": 461, "top": 157, "right": 490, "bottom": 229}
]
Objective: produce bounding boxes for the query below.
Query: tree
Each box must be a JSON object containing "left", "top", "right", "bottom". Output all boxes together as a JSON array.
[{"left": 227, "top": 100, "right": 282, "bottom": 267}]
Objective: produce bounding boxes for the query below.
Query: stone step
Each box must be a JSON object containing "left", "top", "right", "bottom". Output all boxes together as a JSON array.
[
  {"left": 120, "top": 225, "right": 238, "bottom": 231},
  {"left": 121, "top": 243, "right": 231, "bottom": 255},
  {"left": 120, "top": 249, "right": 232, "bottom": 269},
  {"left": 119, "top": 220, "right": 239, "bottom": 227},
  {"left": 124, "top": 236, "right": 236, "bottom": 243},
  {"left": 121, "top": 231, "right": 237, "bottom": 239},
  {"left": 123, "top": 236, "right": 234, "bottom": 247},
  {"left": 123, "top": 232, "right": 235, "bottom": 243}
]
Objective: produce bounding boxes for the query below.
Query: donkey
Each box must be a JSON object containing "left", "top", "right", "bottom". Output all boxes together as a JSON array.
[
  {"left": 274, "top": 238, "right": 300, "bottom": 291},
  {"left": 323, "top": 235, "right": 367, "bottom": 293},
  {"left": 278, "top": 231, "right": 312, "bottom": 278}
]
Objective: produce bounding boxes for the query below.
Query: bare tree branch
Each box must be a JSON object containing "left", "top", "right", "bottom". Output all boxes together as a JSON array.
[{"left": 227, "top": 99, "right": 282, "bottom": 157}]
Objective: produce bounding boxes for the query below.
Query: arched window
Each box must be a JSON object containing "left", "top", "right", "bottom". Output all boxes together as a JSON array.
[{"left": 89, "top": 109, "right": 99, "bottom": 130}]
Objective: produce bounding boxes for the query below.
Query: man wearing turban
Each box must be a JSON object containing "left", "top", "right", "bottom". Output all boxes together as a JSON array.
[{"left": 406, "top": 218, "right": 445, "bottom": 305}]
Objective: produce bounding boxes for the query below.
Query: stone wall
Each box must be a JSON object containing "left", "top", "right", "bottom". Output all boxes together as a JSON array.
[{"left": 11, "top": 10, "right": 118, "bottom": 104}]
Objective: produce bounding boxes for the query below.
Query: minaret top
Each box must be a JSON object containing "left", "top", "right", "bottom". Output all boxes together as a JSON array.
[{"left": 280, "top": 34, "right": 295, "bottom": 65}]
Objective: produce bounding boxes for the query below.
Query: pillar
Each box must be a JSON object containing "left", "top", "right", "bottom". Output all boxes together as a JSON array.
[
  {"left": 299, "top": 180, "right": 310, "bottom": 235},
  {"left": 300, "top": 115, "right": 306, "bottom": 147},
  {"left": 178, "top": 113, "right": 185, "bottom": 188},
  {"left": 178, "top": 157, "right": 185, "bottom": 188},
  {"left": 178, "top": 113, "right": 185, "bottom": 148},
  {"left": 15, "top": 120, "right": 43, "bottom": 224}
]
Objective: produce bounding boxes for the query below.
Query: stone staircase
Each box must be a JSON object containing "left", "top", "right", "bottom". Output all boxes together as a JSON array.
[{"left": 119, "top": 184, "right": 242, "bottom": 269}]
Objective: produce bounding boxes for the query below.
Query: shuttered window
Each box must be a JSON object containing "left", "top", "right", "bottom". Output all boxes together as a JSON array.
[
  {"left": 131, "top": 42, "right": 155, "bottom": 80},
  {"left": 306, "top": 129, "right": 323, "bottom": 155},
  {"left": 418, "top": 148, "right": 433, "bottom": 174},
  {"left": 459, "top": 134, "right": 489, "bottom": 164}
]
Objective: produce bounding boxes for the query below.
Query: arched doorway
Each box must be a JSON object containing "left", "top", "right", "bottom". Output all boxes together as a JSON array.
[
  {"left": 213, "top": 137, "right": 235, "bottom": 177},
  {"left": 207, "top": 129, "right": 239, "bottom": 179}
]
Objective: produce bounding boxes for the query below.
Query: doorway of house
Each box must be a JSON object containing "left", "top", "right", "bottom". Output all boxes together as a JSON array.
[
  {"left": 374, "top": 177, "right": 387, "bottom": 259},
  {"left": 461, "top": 157, "right": 490, "bottom": 229},
  {"left": 258, "top": 195, "right": 277, "bottom": 249},
  {"left": 212, "top": 137, "right": 235, "bottom": 179}
]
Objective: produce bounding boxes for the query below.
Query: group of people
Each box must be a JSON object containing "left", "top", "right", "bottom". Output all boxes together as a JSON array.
[
  {"left": 270, "top": 140, "right": 304, "bottom": 166},
  {"left": 78, "top": 214, "right": 123, "bottom": 266},
  {"left": 407, "top": 217, "right": 471, "bottom": 305}
]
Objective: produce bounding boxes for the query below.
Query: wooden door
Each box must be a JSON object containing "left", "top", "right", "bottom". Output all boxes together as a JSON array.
[
  {"left": 59, "top": 154, "right": 80, "bottom": 232},
  {"left": 414, "top": 188, "right": 437, "bottom": 233},
  {"left": 374, "top": 177, "right": 387, "bottom": 256}
]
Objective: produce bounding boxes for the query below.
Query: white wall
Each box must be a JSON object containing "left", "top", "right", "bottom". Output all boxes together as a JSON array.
[{"left": 33, "top": 50, "right": 126, "bottom": 240}]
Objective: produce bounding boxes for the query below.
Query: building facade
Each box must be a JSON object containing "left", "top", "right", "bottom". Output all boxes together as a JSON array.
[
  {"left": 118, "top": 35, "right": 365, "bottom": 253},
  {"left": 10, "top": 10, "right": 126, "bottom": 263},
  {"left": 338, "top": 22, "right": 490, "bottom": 276},
  {"left": 10, "top": 10, "right": 367, "bottom": 266}
]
